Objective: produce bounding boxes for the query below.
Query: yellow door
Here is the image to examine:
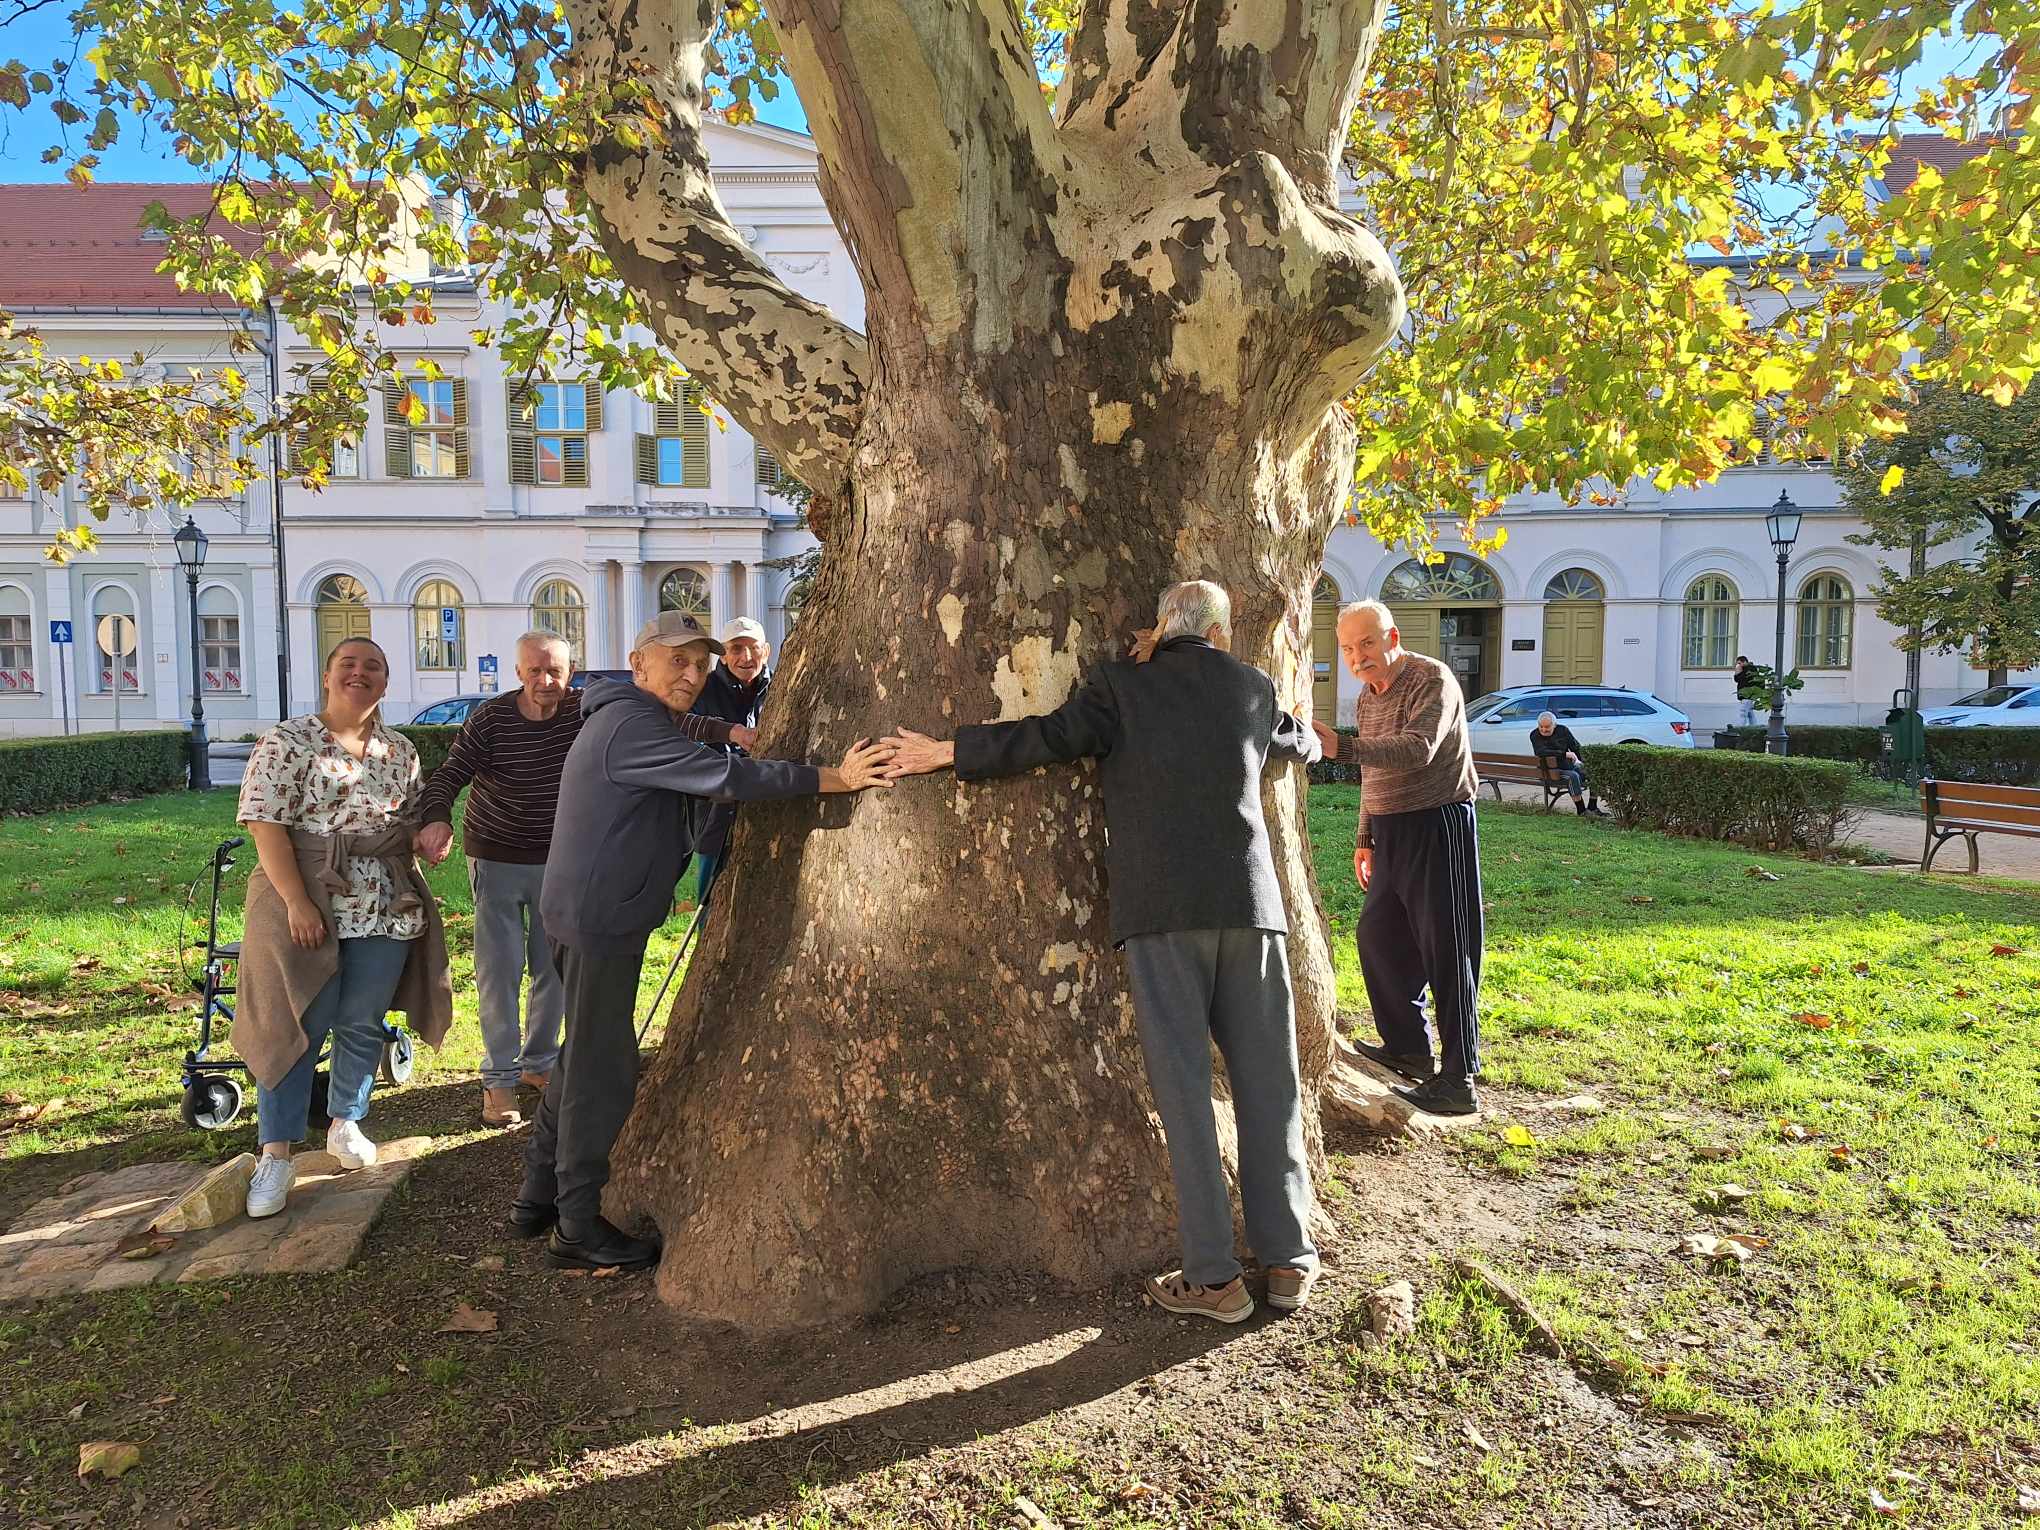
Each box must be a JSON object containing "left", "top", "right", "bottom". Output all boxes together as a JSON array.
[
  {"left": 317, "top": 603, "right": 372, "bottom": 667},
  {"left": 1392, "top": 606, "right": 1441, "bottom": 661},
  {"left": 1542, "top": 602, "right": 1604, "bottom": 685},
  {"left": 1311, "top": 580, "right": 1341, "bottom": 722}
]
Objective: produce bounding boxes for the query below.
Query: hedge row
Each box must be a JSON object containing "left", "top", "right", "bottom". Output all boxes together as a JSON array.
[
  {"left": 1307, "top": 726, "right": 1360, "bottom": 785},
  {"left": 0, "top": 730, "right": 190, "bottom": 813},
  {"left": 392, "top": 724, "right": 460, "bottom": 780},
  {"left": 1716, "top": 724, "right": 2040, "bottom": 786},
  {"left": 1583, "top": 743, "right": 1853, "bottom": 852}
]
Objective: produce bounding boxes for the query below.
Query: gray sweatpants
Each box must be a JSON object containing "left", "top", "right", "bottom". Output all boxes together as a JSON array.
[
  {"left": 1122, "top": 927, "right": 1318, "bottom": 1289},
  {"left": 467, "top": 858, "right": 565, "bottom": 1091}
]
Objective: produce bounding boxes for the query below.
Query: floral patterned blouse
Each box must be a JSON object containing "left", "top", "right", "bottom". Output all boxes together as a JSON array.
[{"left": 237, "top": 714, "right": 426, "bottom": 941}]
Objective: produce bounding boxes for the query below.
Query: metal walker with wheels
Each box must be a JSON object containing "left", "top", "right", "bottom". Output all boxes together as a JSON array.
[{"left": 178, "top": 835, "right": 416, "bottom": 1132}]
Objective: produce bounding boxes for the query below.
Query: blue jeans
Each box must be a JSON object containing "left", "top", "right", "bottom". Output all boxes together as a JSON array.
[
  {"left": 1559, "top": 764, "right": 1586, "bottom": 798},
  {"left": 256, "top": 935, "right": 413, "bottom": 1146}
]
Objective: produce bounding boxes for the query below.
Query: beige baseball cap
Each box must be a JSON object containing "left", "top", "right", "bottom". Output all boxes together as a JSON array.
[
  {"left": 630, "top": 610, "right": 724, "bottom": 655},
  {"left": 722, "top": 617, "right": 767, "bottom": 645}
]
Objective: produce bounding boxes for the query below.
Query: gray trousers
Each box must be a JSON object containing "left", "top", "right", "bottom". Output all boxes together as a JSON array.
[
  {"left": 1122, "top": 928, "right": 1318, "bottom": 1288},
  {"left": 467, "top": 858, "right": 564, "bottom": 1090}
]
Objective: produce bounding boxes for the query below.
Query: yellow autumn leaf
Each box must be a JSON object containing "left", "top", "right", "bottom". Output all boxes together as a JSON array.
[
  {"left": 1503, "top": 1124, "right": 1536, "bottom": 1148},
  {"left": 1879, "top": 464, "right": 1904, "bottom": 495}
]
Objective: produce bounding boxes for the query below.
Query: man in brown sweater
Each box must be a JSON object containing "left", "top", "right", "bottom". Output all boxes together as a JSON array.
[{"left": 1311, "top": 599, "right": 1484, "bottom": 1116}]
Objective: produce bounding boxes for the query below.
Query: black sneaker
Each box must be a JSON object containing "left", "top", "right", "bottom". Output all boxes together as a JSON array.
[
  {"left": 1351, "top": 1039, "right": 1437, "bottom": 1083},
  {"left": 508, "top": 1198, "right": 557, "bottom": 1238},
  {"left": 1392, "top": 1076, "right": 1481, "bottom": 1117},
  {"left": 547, "top": 1216, "right": 661, "bottom": 1272}
]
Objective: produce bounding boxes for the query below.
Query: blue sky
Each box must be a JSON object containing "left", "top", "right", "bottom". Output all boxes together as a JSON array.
[{"left": 0, "top": 10, "right": 1987, "bottom": 184}]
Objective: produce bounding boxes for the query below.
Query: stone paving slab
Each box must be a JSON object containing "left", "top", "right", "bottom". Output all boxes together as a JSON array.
[{"left": 0, "top": 1137, "right": 432, "bottom": 1301}]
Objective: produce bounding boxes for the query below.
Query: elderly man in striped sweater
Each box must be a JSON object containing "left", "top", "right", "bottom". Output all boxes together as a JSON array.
[{"left": 414, "top": 632, "right": 585, "bottom": 1125}]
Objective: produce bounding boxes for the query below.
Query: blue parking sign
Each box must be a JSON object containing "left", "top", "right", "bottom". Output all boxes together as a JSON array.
[
  {"left": 440, "top": 607, "right": 459, "bottom": 644},
  {"left": 477, "top": 654, "right": 498, "bottom": 675},
  {"left": 49, "top": 619, "right": 72, "bottom": 644}
]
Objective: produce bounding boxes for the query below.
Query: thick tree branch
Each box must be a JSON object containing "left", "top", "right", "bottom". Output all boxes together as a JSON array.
[
  {"left": 565, "top": 0, "right": 868, "bottom": 493},
  {"left": 770, "top": 0, "right": 1068, "bottom": 353},
  {"left": 1057, "top": 0, "right": 1190, "bottom": 131}
]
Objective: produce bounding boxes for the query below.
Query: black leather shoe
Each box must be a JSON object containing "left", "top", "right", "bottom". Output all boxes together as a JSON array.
[
  {"left": 1352, "top": 1039, "right": 1437, "bottom": 1083},
  {"left": 547, "top": 1216, "right": 661, "bottom": 1271},
  {"left": 508, "top": 1199, "right": 557, "bottom": 1238},
  {"left": 1392, "top": 1076, "right": 1480, "bottom": 1117}
]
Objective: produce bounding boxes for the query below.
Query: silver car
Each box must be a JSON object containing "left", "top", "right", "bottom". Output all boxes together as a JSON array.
[
  {"left": 1922, "top": 684, "right": 2040, "bottom": 728},
  {"left": 1464, "top": 685, "right": 1695, "bottom": 758}
]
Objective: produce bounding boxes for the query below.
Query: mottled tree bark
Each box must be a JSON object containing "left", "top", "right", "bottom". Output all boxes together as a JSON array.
[{"left": 568, "top": 0, "right": 1405, "bottom": 1325}]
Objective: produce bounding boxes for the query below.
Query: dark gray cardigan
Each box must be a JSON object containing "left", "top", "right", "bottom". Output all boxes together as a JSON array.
[{"left": 954, "top": 636, "right": 1320, "bottom": 945}]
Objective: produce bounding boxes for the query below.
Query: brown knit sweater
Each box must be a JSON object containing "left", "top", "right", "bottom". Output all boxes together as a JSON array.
[{"left": 1336, "top": 652, "right": 1479, "bottom": 846}]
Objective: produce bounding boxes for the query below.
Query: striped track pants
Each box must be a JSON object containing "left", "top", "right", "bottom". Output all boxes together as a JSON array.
[{"left": 1355, "top": 799, "right": 1484, "bottom": 1082}]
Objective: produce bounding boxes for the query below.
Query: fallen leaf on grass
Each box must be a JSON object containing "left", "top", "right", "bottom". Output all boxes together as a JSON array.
[
  {"left": 1677, "top": 1232, "right": 1767, "bottom": 1266},
  {"left": 1626, "top": 894, "right": 1656, "bottom": 905},
  {"left": 1792, "top": 1012, "right": 1834, "bottom": 1030},
  {"left": 1464, "top": 1421, "right": 1492, "bottom": 1452},
  {"left": 0, "top": 1091, "right": 19, "bottom": 1106},
  {"left": 1745, "top": 867, "right": 1782, "bottom": 881},
  {"left": 471, "top": 1255, "right": 505, "bottom": 1272},
  {"left": 1990, "top": 944, "right": 2023, "bottom": 958},
  {"left": 1829, "top": 1144, "right": 1857, "bottom": 1168},
  {"left": 2016, "top": 1483, "right": 2040, "bottom": 1515},
  {"left": 0, "top": 1097, "right": 65, "bottom": 1132},
  {"left": 1951, "top": 986, "right": 1971, "bottom": 999},
  {"left": 71, "top": 955, "right": 102, "bottom": 974},
  {"left": 1852, "top": 962, "right": 1872, "bottom": 976},
  {"left": 590, "top": 1264, "right": 622, "bottom": 1279},
  {"left": 77, "top": 1441, "right": 142, "bottom": 1480},
  {"left": 1704, "top": 1184, "right": 1756, "bottom": 1209},
  {"left": 1868, "top": 1487, "right": 1901, "bottom": 1516},
  {"left": 437, "top": 1302, "right": 498, "bottom": 1334},
  {"left": 1693, "top": 1144, "right": 1737, "bottom": 1162},
  {"left": 1777, "top": 1120, "right": 1821, "bottom": 1142},
  {"left": 1502, "top": 1124, "right": 1537, "bottom": 1149}
]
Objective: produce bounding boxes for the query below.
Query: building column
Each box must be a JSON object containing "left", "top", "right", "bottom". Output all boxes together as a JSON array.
[
  {"left": 146, "top": 564, "right": 182, "bottom": 723},
  {"left": 42, "top": 564, "right": 73, "bottom": 729},
  {"left": 246, "top": 554, "right": 281, "bottom": 725},
  {"left": 712, "top": 561, "right": 736, "bottom": 634},
  {"left": 619, "top": 558, "right": 647, "bottom": 643},
  {"left": 585, "top": 558, "right": 612, "bottom": 669}
]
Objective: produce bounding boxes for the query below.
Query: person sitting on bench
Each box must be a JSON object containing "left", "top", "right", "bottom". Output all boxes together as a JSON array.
[{"left": 1531, "top": 712, "right": 1607, "bottom": 816}]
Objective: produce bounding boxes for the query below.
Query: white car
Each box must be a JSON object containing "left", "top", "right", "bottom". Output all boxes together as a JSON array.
[
  {"left": 1462, "top": 685, "right": 1695, "bottom": 757},
  {"left": 1921, "top": 684, "right": 2040, "bottom": 728}
]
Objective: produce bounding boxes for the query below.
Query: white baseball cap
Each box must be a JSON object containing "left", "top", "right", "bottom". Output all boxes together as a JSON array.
[{"left": 722, "top": 617, "right": 767, "bottom": 645}]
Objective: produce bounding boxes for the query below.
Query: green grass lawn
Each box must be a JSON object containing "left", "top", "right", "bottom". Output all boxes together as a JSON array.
[
  {"left": 0, "top": 790, "right": 700, "bottom": 1210},
  {"left": 1311, "top": 785, "right": 2040, "bottom": 1526},
  {"left": 1, "top": 786, "right": 2036, "bottom": 1528}
]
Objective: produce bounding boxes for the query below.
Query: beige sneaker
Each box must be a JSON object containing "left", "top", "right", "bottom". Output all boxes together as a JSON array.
[
  {"left": 1143, "top": 1270, "right": 1254, "bottom": 1324},
  {"left": 1266, "top": 1265, "right": 1320, "bottom": 1311},
  {"left": 481, "top": 1087, "right": 523, "bottom": 1126}
]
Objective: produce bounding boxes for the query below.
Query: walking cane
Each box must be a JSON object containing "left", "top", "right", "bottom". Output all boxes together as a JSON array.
[{"left": 637, "top": 900, "right": 707, "bottom": 1045}]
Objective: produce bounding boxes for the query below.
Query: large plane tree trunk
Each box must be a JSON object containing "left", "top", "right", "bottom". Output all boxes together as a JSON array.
[{"left": 566, "top": 0, "right": 1405, "bottom": 1326}]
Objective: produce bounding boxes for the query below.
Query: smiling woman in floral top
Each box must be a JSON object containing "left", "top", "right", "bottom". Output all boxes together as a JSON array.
[{"left": 232, "top": 636, "right": 453, "bottom": 1220}]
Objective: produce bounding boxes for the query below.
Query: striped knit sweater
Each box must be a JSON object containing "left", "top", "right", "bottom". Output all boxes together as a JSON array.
[{"left": 1335, "top": 651, "right": 1479, "bottom": 848}]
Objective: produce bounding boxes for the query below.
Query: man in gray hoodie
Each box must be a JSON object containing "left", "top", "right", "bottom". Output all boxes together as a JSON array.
[{"left": 514, "top": 610, "right": 893, "bottom": 1270}]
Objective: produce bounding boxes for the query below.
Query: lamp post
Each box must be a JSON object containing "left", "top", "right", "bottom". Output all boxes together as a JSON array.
[
  {"left": 1764, "top": 489, "right": 1801, "bottom": 757},
  {"left": 172, "top": 515, "right": 212, "bottom": 790}
]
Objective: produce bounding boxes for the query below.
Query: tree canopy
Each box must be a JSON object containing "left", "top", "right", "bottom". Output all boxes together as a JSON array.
[
  {"left": 1, "top": 0, "right": 2036, "bottom": 557},
  {"left": 1837, "top": 374, "right": 2040, "bottom": 674}
]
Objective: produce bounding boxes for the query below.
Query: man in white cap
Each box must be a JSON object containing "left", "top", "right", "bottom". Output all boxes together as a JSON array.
[
  {"left": 517, "top": 610, "right": 892, "bottom": 1270},
  {"left": 682, "top": 615, "right": 775, "bottom": 905}
]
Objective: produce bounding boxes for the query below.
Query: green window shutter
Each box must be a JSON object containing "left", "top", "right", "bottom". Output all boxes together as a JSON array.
[
  {"left": 509, "top": 432, "right": 535, "bottom": 484},
  {"left": 450, "top": 378, "right": 469, "bottom": 427},
  {"left": 507, "top": 378, "right": 535, "bottom": 483},
  {"left": 506, "top": 379, "right": 535, "bottom": 428},
  {"left": 288, "top": 427, "right": 308, "bottom": 476},
  {"left": 755, "top": 443, "right": 782, "bottom": 491},
  {"left": 654, "top": 397, "right": 682, "bottom": 436},
  {"left": 636, "top": 433, "right": 657, "bottom": 485},
  {"left": 562, "top": 436, "right": 589, "bottom": 487},
  {"left": 382, "top": 382, "right": 413, "bottom": 478},
  {"left": 581, "top": 380, "right": 604, "bottom": 432},
  {"left": 381, "top": 381, "right": 411, "bottom": 428},
  {"left": 681, "top": 381, "right": 709, "bottom": 488},
  {"left": 453, "top": 429, "right": 471, "bottom": 480}
]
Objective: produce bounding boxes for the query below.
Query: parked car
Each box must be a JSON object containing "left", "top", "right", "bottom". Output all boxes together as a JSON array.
[
  {"left": 567, "top": 669, "right": 633, "bottom": 689},
  {"left": 1922, "top": 684, "right": 2040, "bottom": 728},
  {"left": 1462, "top": 685, "right": 1694, "bottom": 757},
  {"left": 407, "top": 694, "right": 493, "bottom": 726}
]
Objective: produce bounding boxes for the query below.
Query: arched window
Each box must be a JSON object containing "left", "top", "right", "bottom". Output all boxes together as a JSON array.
[
  {"left": 414, "top": 579, "right": 465, "bottom": 671},
  {"left": 0, "top": 584, "right": 34, "bottom": 692},
  {"left": 658, "top": 567, "right": 711, "bottom": 626},
  {"left": 315, "top": 573, "right": 372, "bottom": 667},
  {"left": 198, "top": 586, "right": 242, "bottom": 693},
  {"left": 92, "top": 585, "right": 141, "bottom": 694},
  {"left": 1542, "top": 568, "right": 1605, "bottom": 601},
  {"left": 531, "top": 578, "right": 585, "bottom": 662},
  {"left": 1796, "top": 573, "right": 1853, "bottom": 669},
  {"left": 1682, "top": 575, "right": 1739, "bottom": 669},
  {"left": 1382, "top": 554, "right": 1501, "bottom": 603}
]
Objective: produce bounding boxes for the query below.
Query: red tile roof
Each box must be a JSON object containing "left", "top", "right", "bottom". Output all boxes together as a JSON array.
[
  {"left": 0, "top": 182, "right": 249, "bottom": 310},
  {"left": 1880, "top": 134, "right": 2001, "bottom": 196}
]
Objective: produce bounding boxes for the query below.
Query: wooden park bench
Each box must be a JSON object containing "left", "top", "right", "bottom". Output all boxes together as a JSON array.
[
  {"left": 1473, "top": 751, "right": 1573, "bottom": 812},
  {"left": 1919, "top": 779, "right": 2040, "bottom": 873}
]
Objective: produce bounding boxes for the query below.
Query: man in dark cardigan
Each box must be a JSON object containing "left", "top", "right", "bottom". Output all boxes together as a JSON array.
[{"left": 881, "top": 580, "right": 1324, "bottom": 1324}]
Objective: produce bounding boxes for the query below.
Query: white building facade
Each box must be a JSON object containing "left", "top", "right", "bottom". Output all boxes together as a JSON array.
[{"left": 0, "top": 124, "right": 2027, "bottom": 739}]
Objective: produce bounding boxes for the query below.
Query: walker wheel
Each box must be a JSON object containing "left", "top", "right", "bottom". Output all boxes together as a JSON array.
[
  {"left": 380, "top": 1030, "right": 415, "bottom": 1086},
  {"left": 181, "top": 1076, "right": 243, "bottom": 1131}
]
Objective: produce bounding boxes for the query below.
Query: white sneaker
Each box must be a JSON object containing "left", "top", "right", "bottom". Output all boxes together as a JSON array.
[
  {"left": 326, "top": 1118, "right": 379, "bottom": 1169},
  {"left": 247, "top": 1155, "right": 296, "bottom": 1218}
]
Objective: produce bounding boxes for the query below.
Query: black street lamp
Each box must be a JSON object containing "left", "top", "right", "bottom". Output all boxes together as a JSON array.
[
  {"left": 172, "top": 515, "right": 212, "bottom": 790},
  {"left": 1764, "top": 489, "right": 1802, "bottom": 757}
]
